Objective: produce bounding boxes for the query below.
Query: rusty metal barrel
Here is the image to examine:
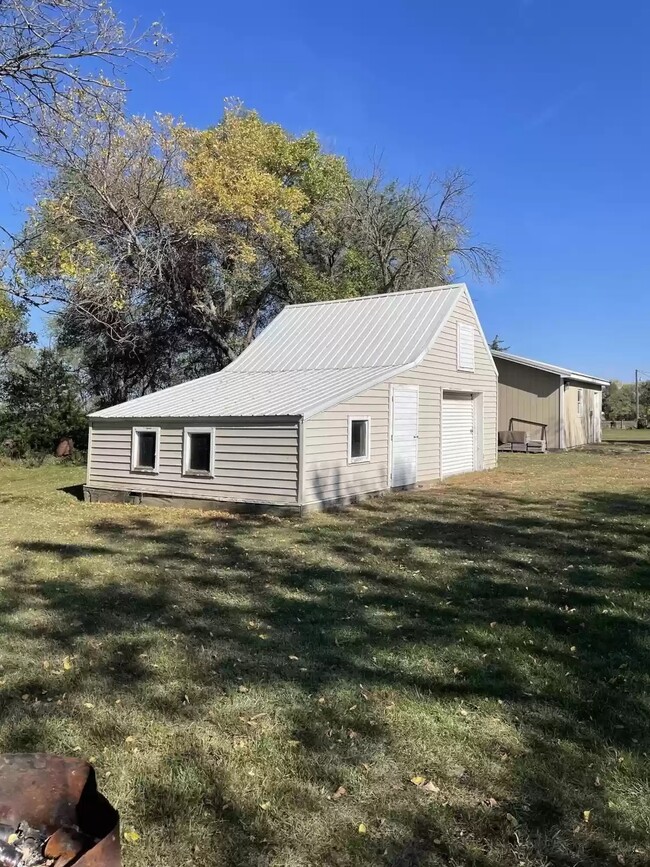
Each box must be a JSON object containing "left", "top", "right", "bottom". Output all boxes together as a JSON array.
[{"left": 0, "top": 754, "right": 120, "bottom": 866}]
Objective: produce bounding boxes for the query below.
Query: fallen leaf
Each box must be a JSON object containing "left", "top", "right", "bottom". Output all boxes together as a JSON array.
[
  {"left": 506, "top": 812, "right": 518, "bottom": 827},
  {"left": 583, "top": 809, "right": 591, "bottom": 823},
  {"left": 238, "top": 685, "right": 249, "bottom": 693},
  {"left": 63, "top": 657, "right": 72, "bottom": 671},
  {"left": 410, "top": 776, "right": 426, "bottom": 786},
  {"left": 260, "top": 802, "right": 271, "bottom": 811},
  {"left": 331, "top": 786, "right": 347, "bottom": 800},
  {"left": 357, "top": 823, "right": 367, "bottom": 834},
  {"left": 125, "top": 736, "right": 135, "bottom": 743},
  {"left": 83, "top": 702, "right": 94, "bottom": 709},
  {"left": 123, "top": 830, "right": 140, "bottom": 844},
  {"left": 288, "top": 655, "right": 299, "bottom": 661},
  {"left": 422, "top": 781, "right": 440, "bottom": 793}
]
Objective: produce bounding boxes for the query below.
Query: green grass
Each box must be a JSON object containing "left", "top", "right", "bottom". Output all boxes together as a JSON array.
[
  {"left": 1, "top": 452, "right": 650, "bottom": 866},
  {"left": 603, "top": 427, "right": 650, "bottom": 442}
]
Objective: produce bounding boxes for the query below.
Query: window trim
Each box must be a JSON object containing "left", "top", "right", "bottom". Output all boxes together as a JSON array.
[
  {"left": 577, "top": 388, "right": 584, "bottom": 417},
  {"left": 347, "top": 416, "right": 371, "bottom": 464},
  {"left": 131, "top": 426, "right": 160, "bottom": 474},
  {"left": 182, "top": 426, "right": 215, "bottom": 478},
  {"left": 457, "top": 322, "right": 476, "bottom": 372}
]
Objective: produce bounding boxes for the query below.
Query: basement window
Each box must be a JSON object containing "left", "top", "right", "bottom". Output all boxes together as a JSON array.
[
  {"left": 183, "top": 427, "right": 215, "bottom": 476},
  {"left": 131, "top": 427, "right": 160, "bottom": 473},
  {"left": 348, "top": 417, "right": 370, "bottom": 464}
]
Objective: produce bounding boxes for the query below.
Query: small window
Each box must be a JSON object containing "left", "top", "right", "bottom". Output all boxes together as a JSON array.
[
  {"left": 457, "top": 322, "right": 475, "bottom": 372},
  {"left": 348, "top": 417, "right": 370, "bottom": 463},
  {"left": 577, "top": 388, "right": 584, "bottom": 417},
  {"left": 131, "top": 427, "right": 160, "bottom": 473},
  {"left": 183, "top": 427, "right": 214, "bottom": 476}
]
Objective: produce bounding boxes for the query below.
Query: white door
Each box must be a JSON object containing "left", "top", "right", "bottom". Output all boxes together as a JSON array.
[
  {"left": 391, "top": 386, "right": 419, "bottom": 487},
  {"left": 591, "top": 391, "right": 602, "bottom": 443},
  {"left": 442, "top": 392, "right": 475, "bottom": 478}
]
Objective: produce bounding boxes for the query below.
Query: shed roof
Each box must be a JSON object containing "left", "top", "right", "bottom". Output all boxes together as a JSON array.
[
  {"left": 91, "top": 283, "right": 468, "bottom": 420},
  {"left": 492, "top": 350, "right": 609, "bottom": 387}
]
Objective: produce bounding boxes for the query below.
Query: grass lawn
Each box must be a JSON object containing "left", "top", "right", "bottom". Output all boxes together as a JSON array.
[
  {"left": 603, "top": 427, "right": 650, "bottom": 442},
  {"left": 1, "top": 452, "right": 650, "bottom": 866}
]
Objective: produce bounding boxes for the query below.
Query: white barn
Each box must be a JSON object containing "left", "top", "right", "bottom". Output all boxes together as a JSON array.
[{"left": 85, "top": 283, "right": 498, "bottom": 514}]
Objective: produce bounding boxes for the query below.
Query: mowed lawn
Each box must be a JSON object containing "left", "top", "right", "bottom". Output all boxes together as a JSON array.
[
  {"left": 603, "top": 427, "right": 650, "bottom": 442},
  {"left": 1, "top": 449, "right": 650, "bottom": 867}
]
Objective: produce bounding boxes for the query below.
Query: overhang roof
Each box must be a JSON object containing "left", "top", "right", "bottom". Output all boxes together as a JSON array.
[
  {"left": 492, "top": 350, "right": 609, "bottom": 387},
  {"left": 90, "top": 284, "right": 469, "bottom": 420}
]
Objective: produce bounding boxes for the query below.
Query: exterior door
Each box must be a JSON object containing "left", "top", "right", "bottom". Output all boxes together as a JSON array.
[
  {"left": 591, "top": 391, "right": 602, "bottom": 443},
  {"left": 390, "top": 385, "right": 419, "bottom": 487},
  {"left": 442, "top": 392, "right": 475, "bottom": 478}
]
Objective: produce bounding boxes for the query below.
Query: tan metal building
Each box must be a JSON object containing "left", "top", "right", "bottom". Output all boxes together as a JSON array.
[
  {"left": 492, "top": 351, "right": 609, "bottom": 450},
  {"left": 85, "top": 284, "right": 498, "bottom": 514}
]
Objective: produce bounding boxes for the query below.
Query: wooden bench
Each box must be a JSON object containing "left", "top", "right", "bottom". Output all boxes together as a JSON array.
[{"left": 498, "top": 420, "right": 547, "bottom": 454}]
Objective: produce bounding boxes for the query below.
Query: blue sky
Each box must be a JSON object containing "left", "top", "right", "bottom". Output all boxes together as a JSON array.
[{"left": 4, "top": 0, "right": 649, "bottom": 379}]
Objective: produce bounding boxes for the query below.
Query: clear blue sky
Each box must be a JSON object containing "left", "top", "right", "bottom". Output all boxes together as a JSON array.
[{"left": 5, "top": 0, "right": 650, "bottom": 380}]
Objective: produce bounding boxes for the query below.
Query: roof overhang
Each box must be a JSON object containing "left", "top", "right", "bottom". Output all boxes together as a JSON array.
[{"left": 492, "top": 350, "right": 609, "bottom": 388}]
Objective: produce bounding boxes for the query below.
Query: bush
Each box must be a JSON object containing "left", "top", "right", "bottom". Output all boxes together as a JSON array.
[{"left": 0, "top": 349, "right": 87, "bottom": 457}]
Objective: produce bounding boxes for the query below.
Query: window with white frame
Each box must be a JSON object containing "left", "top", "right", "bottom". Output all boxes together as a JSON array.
[
  {"left": 577, "top": 388, "right": 584, "bottom": 417},
  {"left": 183, "top": 427, "right": 215, "bottom": 476},
  {"left": 131, "top": 427, "right": 160, "bottom": 473},
  {"left": 348, "top": 417, "right": 370, "bottom": 463},
  {"left": 457, "top": 322, "right": 475, "bottom": 372}
]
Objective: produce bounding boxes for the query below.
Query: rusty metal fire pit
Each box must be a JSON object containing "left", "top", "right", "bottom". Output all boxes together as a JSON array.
[{"left": 0, "top": 755, "right": 120, "bottom": 866}]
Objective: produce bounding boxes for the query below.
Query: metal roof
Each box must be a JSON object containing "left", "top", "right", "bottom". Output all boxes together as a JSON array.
[
  {"left": 492, "top": 350, "right": 610, "bottom": 387},
  {"left": 91, "top": 284, "right": 466, "bottom": 420}
]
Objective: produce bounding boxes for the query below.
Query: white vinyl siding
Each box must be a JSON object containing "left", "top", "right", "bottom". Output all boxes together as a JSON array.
[
  {"left": 88, "top": 419, "right": 299, "bottom": 505},
  {"left": 457, "top": 322, "right": 475, "bottom": 372},
  {"left": 303, "top": 290, "right": 498, "bottom": 506},
  {"left": 303, "top": 384, "right": 390, "bottom": 505},
  {"left": 390, "top": 291, "right": 497, "bottom": 482}
]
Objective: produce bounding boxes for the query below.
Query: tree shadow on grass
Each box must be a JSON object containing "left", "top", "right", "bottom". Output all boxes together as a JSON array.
[{"left": 0, "top": 483, "right": 649, "bottom": 864}]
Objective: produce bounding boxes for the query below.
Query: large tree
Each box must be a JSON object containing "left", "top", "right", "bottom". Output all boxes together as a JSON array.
[
  {"left": 0, "top": 0, "right": 168, "bottom": 155},
  {"left": 11, "top": 102, "right": 499, "bottom": 407}
]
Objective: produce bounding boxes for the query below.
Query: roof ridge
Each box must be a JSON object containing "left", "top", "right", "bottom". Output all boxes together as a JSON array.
[{"left": 284, "top": 283, "right": 465, "bottom": 309}]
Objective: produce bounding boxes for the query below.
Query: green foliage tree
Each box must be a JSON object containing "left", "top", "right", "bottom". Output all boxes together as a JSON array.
[
  {"left": 602, "top": 380, "right": 636, "bottom": 421},
  {"left": 0, "top": 348, "right": 87, "bottom": 455},
  {"left": 10, "top": 101, "right": 499, "bottom": 407},
  {"left": 0, "top": 290, "right": 35, "bottom": 371},
  {"left": 489, "top": 334, "right": 509, "bottom": 351}
]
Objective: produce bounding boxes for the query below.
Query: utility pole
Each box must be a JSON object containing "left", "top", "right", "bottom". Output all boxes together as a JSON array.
[{"left": 636, "top": 369, "right": 640, "bottom": 425}]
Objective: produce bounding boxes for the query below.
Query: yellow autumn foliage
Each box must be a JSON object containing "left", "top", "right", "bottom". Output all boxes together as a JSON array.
[{"left": 181, "top": 102, "right": 349, "bottom": 265}]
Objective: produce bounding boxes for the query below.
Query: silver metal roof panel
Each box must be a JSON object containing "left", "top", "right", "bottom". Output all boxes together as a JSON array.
[{"left": 90, "top": 284, "right": 467, "bottom": 420}]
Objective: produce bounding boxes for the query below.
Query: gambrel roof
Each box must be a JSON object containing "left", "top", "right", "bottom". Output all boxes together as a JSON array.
[{"left": 91, "top": 283, "right": 478, "bottom": 420}]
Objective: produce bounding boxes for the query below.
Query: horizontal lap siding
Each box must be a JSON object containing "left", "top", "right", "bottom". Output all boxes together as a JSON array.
[
  {"left": 302, "top": 291, "right": 498, "bottom": 506},
  {"left": 390, "top": 291, "right": 497, "bottom": 480},
  {"left": 88, "top": 419, "right": 299, "bottom": 504},
  {"left": 302, "top": 384, "right": 390, "bottom": 505}
]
